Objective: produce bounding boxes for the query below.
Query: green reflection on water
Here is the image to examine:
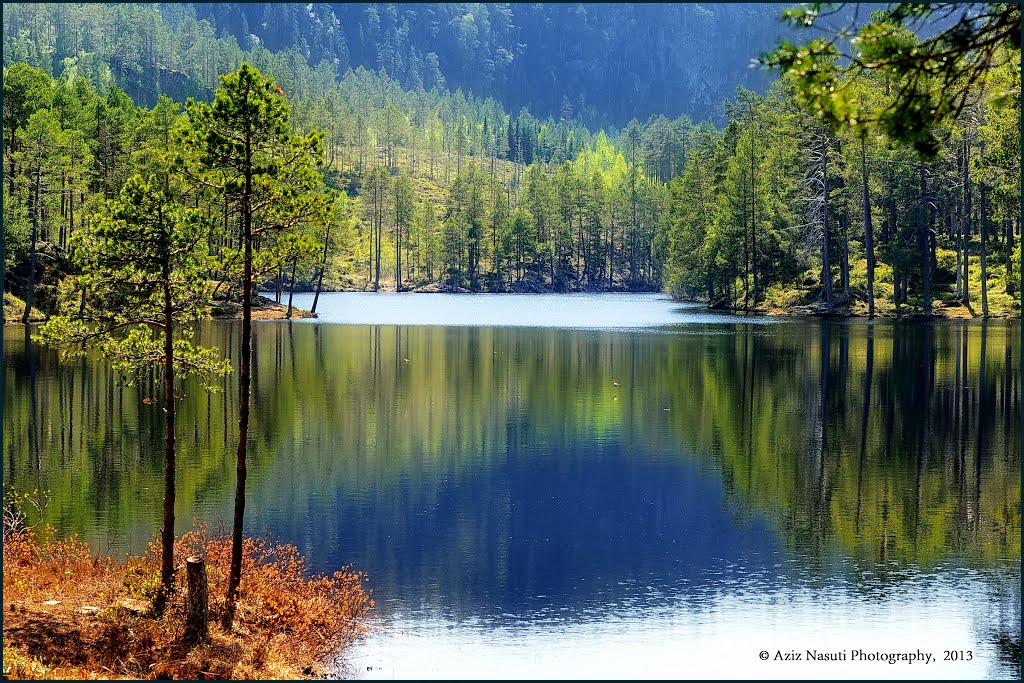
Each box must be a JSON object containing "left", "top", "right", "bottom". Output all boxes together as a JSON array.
[{"left": 3, "top": 319, "right": 1020, "bottom": 570}]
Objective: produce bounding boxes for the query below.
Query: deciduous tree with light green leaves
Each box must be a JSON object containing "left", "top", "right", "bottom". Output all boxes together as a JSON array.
[{"left": 759, "top": 3, "right": 1021, "bottom": 157}]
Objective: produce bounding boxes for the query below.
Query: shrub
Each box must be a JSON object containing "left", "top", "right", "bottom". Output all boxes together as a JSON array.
[
  {"left": 3, "top": 523, "right": 374, "bottom": 679},
  {"left": 171, "top": 524, "right": 374, "bottom": 667}
]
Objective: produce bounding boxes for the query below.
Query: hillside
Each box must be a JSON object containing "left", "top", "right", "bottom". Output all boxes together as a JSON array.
[{"left": 3, "top": 3, "right": 802, "bottom": 127}]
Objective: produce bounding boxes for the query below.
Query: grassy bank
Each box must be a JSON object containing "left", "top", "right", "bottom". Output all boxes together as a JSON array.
[
  {"left": 3, "top": 292, "right": 46, "bottom": 323},
  {"left": 707, "top": 250, "right": 1020, "bottom": 318},
  {"left": 2, "top": 525, "right": 373, "bottom": 680}
]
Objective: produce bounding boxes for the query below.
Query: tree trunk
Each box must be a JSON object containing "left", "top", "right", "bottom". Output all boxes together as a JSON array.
[
  {"left": 396, "top": 196, "right": 402, "bottom": 292},
  {"left": 750, "top": 132, "right": 758, "bottom": 303},
  {"left": 861, "top": 137, "right": 875, "bottom": 317},
  {"left": 311, "top": 221, "right": 331, "bottom": 314},
  {"left": 374, "top": 184, "right": 382, "bottom": 292},
  {"left": 224, "top": 164, "right": 252, "bottom": 630},
  {"left": 156, "top": 247, "right": 176, "bottom": 615},
  {"left": 286, "top": 255, "right": 298, "bottom": 319},
  {"left": 1006, "top": 219, "right": 1014, "bottom": 291},
  {"left": 980, "top": 183, "right": 989, "bottom": 316},
  {"left": 183, "top": 557, "right": 209, "bottom": 645},
  {"left": 821, "top": 144, "right": 833, "bottom": 311},
  {"left": 919, "top": 163, "right": 931, "bottom": 315},
  {"left": 22, "top": 166, "right": 41, "bottom": 324},
  {"left": 962, "top": 144, "right": 971, "bottom": 305},
  {"left": 840, "top": 212, "right": 850, "bottom": 297},
  {"left": 955, "top": 217, "right": 964, "bottom": 299},
  {"left": 742, "top": 168, "right": 750, "bottom": 307}
]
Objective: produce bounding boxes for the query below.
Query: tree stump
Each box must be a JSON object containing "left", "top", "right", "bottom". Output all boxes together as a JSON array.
[{"left": 183, "top": 556, "right": 209, "bottom": 645}]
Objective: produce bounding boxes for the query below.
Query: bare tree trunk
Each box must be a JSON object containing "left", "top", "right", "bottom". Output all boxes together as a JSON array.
[
  {"left": 919, "top": 163, "right": 932, "bottom": 315},
  {"left": 374, "top": 181, "right": 382, "bottom": 292},
  {"left": 311, "top": 221, "right": 331, "bottom": 314},
  {"left": 184, "top": 557, "right": 209, "bottom": 645},
  {"left": 224, "top": 165, "right": 253, "bottom": 630},
  {"left": 1006, "top": 218, "right": 1015, "bottom": 293},
  {"left": 861, "top": 137, "right": 875, "bottom": 317},
  {"left": 155, "top": 248, "right": 176, "bottom": 615},
  {"left": 840, "top": 212, "right": 850, "bottom": 298},
  {"left": 286, "top": 255, "right": 297, "bottom": 319},
  {"left": 962, "top": 144, "right": 971, "bottom": 305},
  {"left": 955, "top": 218, "right": 964, "bottom": 299},
  {"left": 980, "top": 182, "right": 989, "bottom": 316},
  {"left": 396, "top": 192, "right": 402, "bottom": 292},
  {"left": 22, "top": 166, "right": 41, "bottom": 324},
  {"left": 821, "top": 144, "right": 833, "bottom": 311}
]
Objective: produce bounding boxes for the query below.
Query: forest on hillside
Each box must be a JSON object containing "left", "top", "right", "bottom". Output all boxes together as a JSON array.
[
  {"left": 3, "top": 3, "right": 795, "bottom": 127},
  {"left": 2, "top": 2, "right": 1021, "bottom": 317}
]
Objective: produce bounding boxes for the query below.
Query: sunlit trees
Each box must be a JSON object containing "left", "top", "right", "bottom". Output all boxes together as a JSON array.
[
  {"left": 34, "top": 175, "right": 231, "bottom": 612},
  {"left": 17, "top": 110, "right": 68, "bottom": 322},
  {"left": 187, "top": 62, "right": 330, "bottom": 628}
]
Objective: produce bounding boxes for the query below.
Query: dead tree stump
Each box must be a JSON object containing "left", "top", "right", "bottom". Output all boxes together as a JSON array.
[{"left": 183, "top": 556, "right": 209, "bottom": 645}]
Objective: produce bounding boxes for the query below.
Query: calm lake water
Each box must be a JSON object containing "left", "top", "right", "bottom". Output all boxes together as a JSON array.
[{"left": 4, "top": 293, "right": 1020, "bottom": 679}]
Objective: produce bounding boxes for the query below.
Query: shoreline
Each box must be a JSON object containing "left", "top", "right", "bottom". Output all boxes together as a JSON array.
[
  {"left": 2, "top": 526, "right": 372, "bottom": 680},
  {"left": 4, "top": 289, "right": 1019, "bottom": 324}
]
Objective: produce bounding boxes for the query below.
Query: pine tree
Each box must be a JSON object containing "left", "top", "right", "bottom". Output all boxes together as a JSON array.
[{"left": 186, "top": 62, "right": 330, "bottom": 628}]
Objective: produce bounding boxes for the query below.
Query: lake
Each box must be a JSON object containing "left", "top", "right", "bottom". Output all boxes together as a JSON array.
[{"left": 4, "top": 293, "right": 1020, "bottom": 679}]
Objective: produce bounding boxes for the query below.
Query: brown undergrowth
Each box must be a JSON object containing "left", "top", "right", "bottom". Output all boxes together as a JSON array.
[{"left": 2, "top": 524, "right": 374, "bottom": 680}]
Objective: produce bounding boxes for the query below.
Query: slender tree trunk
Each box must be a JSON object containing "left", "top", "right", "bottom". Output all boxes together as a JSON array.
[
  {"left": 1006, "top": 219, "right": 1014, "bottom": 292},
  {"left": 980, "top": 182, "right": 989, "bottom": 316},
  {"left": 840, "top": 212, "right": 850, "bottom": 297},
  {"left": 821, "top": 144, "right": 833, "bottom": 311},
  {"left": 22, "top": 166, "right": 41, "bottom": 324},
  {"left": 919, "top": 163, "right": 932, "bottom": 315},
  {"left": 396, "top": 196, "right": 401, "bottom": 292},
  {"left": 962, "top": 144, "right": 971, "bottom": 305},
  {"left": 156, "top": 256, "right": 176, "bottom": 614},
  {"left": 955, "top": 214, "right": 964, "bottom": 299},
  {"left": 367, "top": 213, "right": 373, "bottom": 291},
  {"left": 60, "top": 174, "right": 67, "bottom": 250},
  {"left": 750, "top": 132, "right": 758, "bottom": 303},
  {"left": 861, "top": 137, "right": 875, "bottom": 317},
  {"left": 742, "top": 167, "right": 750, "bottom": 307},
  {"left": 224, "top": 164, "right": 252, "bottom": 630},
  {"left": 311, "top": 221, "right": 331, "bottom": 314},
  {"left": 374, "top": 184, "right": 382, "bottom": 292},
  {"left": 68, "top": 178, "right": 75, "bottom": 245},
  {"left": 286, "top": 255, "right": 297, "bottom": 319}
]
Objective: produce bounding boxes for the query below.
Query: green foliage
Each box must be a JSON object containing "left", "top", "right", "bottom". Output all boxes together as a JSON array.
[
  {"left": 2, "top": 5, "right": 1019, "bottom": 312},
  {"left": 186, "top": 63, "right": 332, "bottom": 285},
  {"left": 2, "top": 193, "right": 31, "bottom": 275},
  {"left": 760, "top": 3, "right": 1021, "bottom": 156},
  {"left": 2, "top": 485, "right": 49, "bottom": 537},
  {"left": 664, "top": 10, "right": 1021, "bottom": 316},
  {"left": 3, "top": 62, "right": 53, "bottom": 135},
  {"left": 34, "top": 175, "right": 230, "bottom": 390}
]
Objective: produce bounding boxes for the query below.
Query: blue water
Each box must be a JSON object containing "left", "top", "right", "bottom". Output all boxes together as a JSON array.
[{"left": 5, "top": 293, "right": 1019, "bottom": 679}]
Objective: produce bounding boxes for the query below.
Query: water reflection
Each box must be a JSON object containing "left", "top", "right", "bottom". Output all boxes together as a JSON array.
[{"left": 3, "top": 298, "right": 1020, "bottom": 678}]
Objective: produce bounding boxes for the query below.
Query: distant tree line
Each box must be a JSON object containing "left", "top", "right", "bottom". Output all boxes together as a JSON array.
[
  {"left": 2, "top": 3, "right": 790, "bottom": 127},
  {"left": 664, "top": 4, "right": 1021, "bottom": 316},
  {"left": 3, "top": 3, "right": 1020, "bottom": 315}
]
